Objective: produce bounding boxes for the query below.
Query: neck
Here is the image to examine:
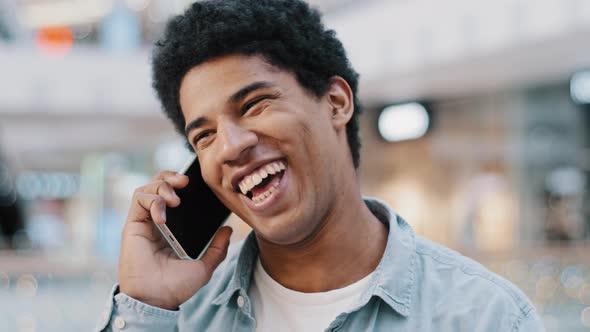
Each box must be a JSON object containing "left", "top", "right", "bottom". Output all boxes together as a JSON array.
[{"left": 256, "top": 188, "right": 387, "bottom": 293}]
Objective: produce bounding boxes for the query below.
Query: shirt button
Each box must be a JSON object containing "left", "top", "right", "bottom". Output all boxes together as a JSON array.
[
  {"left": 237, "top": 295, "right": 245, "bottom": 308},
  {"left": 114, "top": 317, "right": 126, "bottom": 329}
]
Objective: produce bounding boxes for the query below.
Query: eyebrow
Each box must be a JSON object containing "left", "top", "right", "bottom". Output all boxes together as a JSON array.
[
  {"left": 184, "top": 117, "right": 209, "bottom": 136},
  {"left": 184, "top": 81, "right": 276, "bottom": 136},
  {"left": 228, "top": 81, "right": 276, "bottom": 104}
]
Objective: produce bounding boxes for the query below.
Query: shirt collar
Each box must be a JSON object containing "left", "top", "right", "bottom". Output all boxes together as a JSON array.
[
  {"left": 361, "top": 197, "right": 416, "bottom": 317},
  {"left": 212, "top": 198, "right": 417, "bottom": 318},
  {"left": 211, "top": 231, "right": 258, "bottom": 305}
]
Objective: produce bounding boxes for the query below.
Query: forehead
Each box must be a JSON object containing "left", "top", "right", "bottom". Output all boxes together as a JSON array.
[{"left": 179, "top": 55, "right": 286, "bottom": 115}]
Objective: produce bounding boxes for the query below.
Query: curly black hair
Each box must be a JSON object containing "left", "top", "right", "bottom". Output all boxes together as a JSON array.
[{"left": 152, "top": 0, "right": 362, "bottom": 168}]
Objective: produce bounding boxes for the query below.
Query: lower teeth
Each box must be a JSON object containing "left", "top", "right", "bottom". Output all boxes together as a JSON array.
[
  {"left": 248, "top": 170, "right": 283, "bottom": 203},
  {"left": 252, "top": 180, "right": 280, "bottom": 203},
  {"left": 253, "top": 187, "right": 274, "bottom": 203}
]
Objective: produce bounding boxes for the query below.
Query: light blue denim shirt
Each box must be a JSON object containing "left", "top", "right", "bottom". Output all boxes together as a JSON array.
[{"left": 96, "top": 198, "right": 543, "bottom": 331}]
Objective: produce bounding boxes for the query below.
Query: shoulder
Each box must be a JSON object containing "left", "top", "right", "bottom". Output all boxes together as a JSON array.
[{"left": 412, "top": 237, "right": 540, "bottom": 330}]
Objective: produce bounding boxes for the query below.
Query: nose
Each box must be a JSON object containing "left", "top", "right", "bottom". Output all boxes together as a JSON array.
[{"left": 216, "top": 119, "right": 258, "bottom": 165}]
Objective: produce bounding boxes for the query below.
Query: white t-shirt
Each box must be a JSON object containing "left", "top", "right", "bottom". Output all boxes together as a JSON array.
[{"left": 248, "top": 258, "right": 373, "bottom": 332}]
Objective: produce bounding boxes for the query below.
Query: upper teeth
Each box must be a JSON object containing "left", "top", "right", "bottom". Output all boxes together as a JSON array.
[{"left": 239, "top": 161, "right": 286, "bottom": 195}]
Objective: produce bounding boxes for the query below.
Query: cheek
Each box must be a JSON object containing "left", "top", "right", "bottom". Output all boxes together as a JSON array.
[{"left": 298, "top": 115, "right": 331, "bottom": 159}]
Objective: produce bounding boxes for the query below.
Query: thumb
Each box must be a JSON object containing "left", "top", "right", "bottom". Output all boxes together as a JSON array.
[{"left": 199, "top": 226, "right": 233, "bottom": 278}]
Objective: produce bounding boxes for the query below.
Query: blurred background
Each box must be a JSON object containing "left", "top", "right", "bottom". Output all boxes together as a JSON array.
[{"left": 0, "top": 0, "right": 589, "bottom": 330}]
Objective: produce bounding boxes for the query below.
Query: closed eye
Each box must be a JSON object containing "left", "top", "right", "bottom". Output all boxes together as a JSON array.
[
  {"left": 193, "top": 130, "right": 215, "bottom": 149},
  {"left": 241, "top": 94, "right": 279, "bottom": 115}
]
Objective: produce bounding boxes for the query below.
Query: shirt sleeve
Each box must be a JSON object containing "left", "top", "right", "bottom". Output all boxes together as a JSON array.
[
  {"left": 515, "top": 309, "right": 545, "bottom": 332},
  {"left": 95, "top": 284, "right": 180, "bottom": 332}
]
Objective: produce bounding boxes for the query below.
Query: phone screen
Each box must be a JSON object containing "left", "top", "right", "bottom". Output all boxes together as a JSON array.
[{"left": 164, "top": 156, "right": 231, "bottom": 259}]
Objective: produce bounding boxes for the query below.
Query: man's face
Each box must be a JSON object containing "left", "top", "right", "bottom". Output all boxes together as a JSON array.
[{"left": 179, "top": 55, "right": 350, "bottom": 245}]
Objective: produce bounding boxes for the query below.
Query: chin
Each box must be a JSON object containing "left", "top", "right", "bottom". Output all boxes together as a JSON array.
[{"left": 252, "top": 213, "right": 319, "bottom": 246}]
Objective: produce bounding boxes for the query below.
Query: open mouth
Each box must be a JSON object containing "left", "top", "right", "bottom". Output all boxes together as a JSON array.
[{"left": 237, "top": 160, "right": 286, "bottom": 204}]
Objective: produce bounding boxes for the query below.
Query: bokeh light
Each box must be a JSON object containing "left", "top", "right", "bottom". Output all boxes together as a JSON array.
[
  {"left": 561, "top": 266, "right": 584, "bottom": 288},
  {"left": 16, "top": 274, "right": 38, "bottom": 298},
  {"left": 15, "top": 172, "right": 79, "bottom": 200},
  {"left": 535, "top": 276, "right": 558, "bottom": 300},
  {"left": 35, "top": 26, "right": 74, "bottom": 56}
]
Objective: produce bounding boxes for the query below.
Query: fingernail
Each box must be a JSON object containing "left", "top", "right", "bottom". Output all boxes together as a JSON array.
[{"left": 161, "top": 210, "right": 167, "bottom": 222}]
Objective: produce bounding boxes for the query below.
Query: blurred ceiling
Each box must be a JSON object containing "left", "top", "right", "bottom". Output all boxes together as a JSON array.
[
  {"left": 1, "top": 0, "right": 589, "bottom": 172},
  {"left": 3, "top": 0, "right": 362, "bottom": 30}
]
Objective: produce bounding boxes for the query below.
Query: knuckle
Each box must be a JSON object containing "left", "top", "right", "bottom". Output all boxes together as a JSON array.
[
  {"left": 155, "top": 171, "right": 172, "bottom": 180},
  {"left": 133, "top": 187, "right": 145, "bottom": 197},
  {"left": 132, "top": 192, "right": 145, "bottom": 203},
  {"left": 154, "top": 179, "right": 168, "bottom": 191},
  {"left": 152, "top": 196, "right": 165, "bottom": 208}
]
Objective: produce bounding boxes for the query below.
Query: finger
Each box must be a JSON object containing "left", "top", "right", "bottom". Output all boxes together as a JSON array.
[
  {"left": 199, "top": 226, "right": 233, "bottom": 277},
  {"left": 138, "top": 179, "right": 183, "bottom": 208},
  {"left": 128, "top": 192, "right": 167, "bottom": 224},
  {"left": 121, "top": 193, "right": 167, "bottom": 246},
  {"left": 153, "top": 171, "right": 190, "bottom": 189}
]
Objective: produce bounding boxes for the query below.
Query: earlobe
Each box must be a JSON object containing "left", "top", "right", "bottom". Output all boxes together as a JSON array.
[{"left": 327, "top": 76, "right": 354, "bottom": 131}]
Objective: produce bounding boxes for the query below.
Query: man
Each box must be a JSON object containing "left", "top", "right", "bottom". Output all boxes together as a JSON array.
[{"left": 97, "top": 0, "right": 543, "bottom": 331}]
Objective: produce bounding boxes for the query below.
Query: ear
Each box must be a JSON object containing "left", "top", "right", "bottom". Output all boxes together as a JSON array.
[{"left": 326, "top": 76, "right": 354, "bottom": 131}]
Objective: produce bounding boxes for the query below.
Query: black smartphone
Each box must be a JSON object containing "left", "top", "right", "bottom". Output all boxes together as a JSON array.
[{"left": 155, "top": 155, "right": 231, "bottom": 260}]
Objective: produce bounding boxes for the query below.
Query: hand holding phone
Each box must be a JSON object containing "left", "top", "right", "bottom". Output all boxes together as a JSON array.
[
  {"left": 156, "top": 155, "right": 231, "bottom": 260},
  {"left": 117, "top": 163, "right": 232, "bottom": 310}
]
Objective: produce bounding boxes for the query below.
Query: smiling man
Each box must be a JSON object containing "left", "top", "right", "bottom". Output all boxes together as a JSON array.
[{"left": 97, "top": 1, "right": 543, "bottom": 331}]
